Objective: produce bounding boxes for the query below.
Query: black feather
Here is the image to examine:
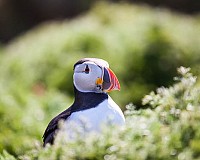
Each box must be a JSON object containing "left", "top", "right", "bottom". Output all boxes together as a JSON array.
[
  {"left": 42, "top": 107, "right": 72, "bottom": 146},
  {"left": 42, "top": 88, "right": 108, "bottom": 146}
]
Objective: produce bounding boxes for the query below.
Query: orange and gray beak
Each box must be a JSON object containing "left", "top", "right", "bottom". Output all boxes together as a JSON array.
[{"left": 96, "top": 67, "right": 120, "bottom": 92}]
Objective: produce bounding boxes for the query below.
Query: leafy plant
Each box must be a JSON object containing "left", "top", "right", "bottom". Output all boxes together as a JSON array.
[
  {"left": 0, "top": 2, "right": 200, "bottom": 159},
  {"left": 16, "top": 67, "right": 200, "bottom": 160}
]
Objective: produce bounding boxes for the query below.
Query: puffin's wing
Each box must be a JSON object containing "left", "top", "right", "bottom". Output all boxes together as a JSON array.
[{"left": 42, "top": 107, "right": 72, "bottom": 146}]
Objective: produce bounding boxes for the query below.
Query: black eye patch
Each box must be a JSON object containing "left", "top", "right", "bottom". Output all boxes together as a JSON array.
[{"left": 84, "top": 65, "right": 90, "bottom": 74}]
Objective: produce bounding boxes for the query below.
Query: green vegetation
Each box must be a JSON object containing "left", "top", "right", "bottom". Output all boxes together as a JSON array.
[{"left": 0, "top": 2, "right": 200, "bottom": 159}]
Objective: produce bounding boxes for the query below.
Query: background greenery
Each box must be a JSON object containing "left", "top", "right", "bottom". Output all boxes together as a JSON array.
[{"left": 0, "top": 2, "right": 200, "bottom": 159}]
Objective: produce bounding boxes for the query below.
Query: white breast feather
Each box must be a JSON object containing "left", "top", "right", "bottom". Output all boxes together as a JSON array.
[{"left": 65, "top": 96, "right": 125, "bottom": 135}]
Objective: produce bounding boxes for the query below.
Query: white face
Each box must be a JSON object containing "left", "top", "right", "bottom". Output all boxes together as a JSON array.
[{"left": 73, "top": 62, "right": 103, "bottom": 93}]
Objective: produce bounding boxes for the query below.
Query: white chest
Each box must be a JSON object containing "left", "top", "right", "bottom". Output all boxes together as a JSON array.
[{"left": 65, "top": 96, "right": 125, "bottom": 133}]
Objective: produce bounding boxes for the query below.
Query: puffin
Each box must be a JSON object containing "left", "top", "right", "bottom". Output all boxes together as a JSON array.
[{"left": 43, "top": 58, "right": 125, "bottom": 146}]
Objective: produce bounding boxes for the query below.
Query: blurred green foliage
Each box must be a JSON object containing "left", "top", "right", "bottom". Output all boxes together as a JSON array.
[
  {"left": 0, "top": 2, "right": 200, "bottom": 159},
  {"left": 8, "top": 66, "right": 200, "bottom": 160}
]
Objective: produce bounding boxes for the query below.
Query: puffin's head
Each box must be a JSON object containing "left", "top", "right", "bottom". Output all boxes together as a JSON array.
[{"left": 73, "top": 58, "right": 120, "bottom": 93}]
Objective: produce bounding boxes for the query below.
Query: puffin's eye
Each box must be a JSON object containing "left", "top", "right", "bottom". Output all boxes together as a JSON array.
[{"left": 84, "top": 65, "right": 90, "bottom": 74}]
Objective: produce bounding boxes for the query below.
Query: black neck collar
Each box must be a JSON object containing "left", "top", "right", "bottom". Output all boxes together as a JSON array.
[{"left": 71, "top": 87, "right": 108, "bottom": 112}]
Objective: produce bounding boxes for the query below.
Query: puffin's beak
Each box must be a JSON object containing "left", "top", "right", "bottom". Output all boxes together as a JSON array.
[{"left": 102, "top": 67, "right": 120, "bottom": 92}]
